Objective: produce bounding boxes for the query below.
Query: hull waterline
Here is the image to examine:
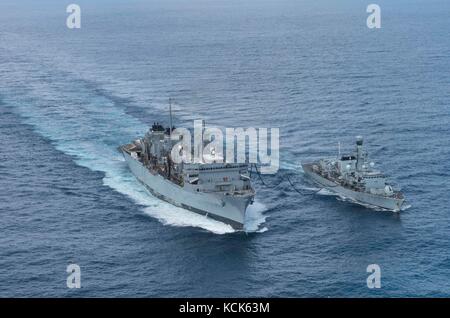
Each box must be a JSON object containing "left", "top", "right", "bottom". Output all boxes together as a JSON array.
[{"left": 122, "top": 150, "right": 253, "bottom": 229}]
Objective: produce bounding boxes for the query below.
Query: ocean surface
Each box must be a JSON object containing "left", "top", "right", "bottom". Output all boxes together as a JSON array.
[{"left": 1, "top": 0, "right": 449, "bottom": 297}]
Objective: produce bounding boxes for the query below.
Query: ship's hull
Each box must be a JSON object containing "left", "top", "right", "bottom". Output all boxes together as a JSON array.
[
  {"left": 302, "top": 163, "right": 404, "bottom": 212},
  {"left": 122, "top": 151, "right": 253, "bottom": 229}
]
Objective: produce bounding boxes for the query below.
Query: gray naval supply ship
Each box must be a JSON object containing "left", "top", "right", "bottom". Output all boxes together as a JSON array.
[
  {"left": 302, "top": 136, "right": 405, "bottom": 211},
  {"left": 119, "top": 119, "right": 255, "bottom": 230}
]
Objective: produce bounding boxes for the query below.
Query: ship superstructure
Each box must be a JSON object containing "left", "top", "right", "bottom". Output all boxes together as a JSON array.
[{"left": 119, "top": 119, "right": 255, "bottom": 229}]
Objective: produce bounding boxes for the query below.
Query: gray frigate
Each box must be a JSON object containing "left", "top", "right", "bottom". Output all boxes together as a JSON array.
[
  {"left": 302, "top": 137, "right": 405, "bottom": 211},
  {"left": 119, "top": 118, "right": 255, "bottom": 229}
]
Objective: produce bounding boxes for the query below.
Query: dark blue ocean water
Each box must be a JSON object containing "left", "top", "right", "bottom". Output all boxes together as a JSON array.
[{"left": 1, "top": 0, "right": 450, "bottom": 297}]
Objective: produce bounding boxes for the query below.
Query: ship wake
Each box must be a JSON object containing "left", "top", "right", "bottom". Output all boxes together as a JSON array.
[{"left": 1, "top": 60, "right": 268, "bottom": 234}]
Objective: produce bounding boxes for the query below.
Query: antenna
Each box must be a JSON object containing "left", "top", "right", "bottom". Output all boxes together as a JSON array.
[
  {"left": 338, "top": 141, "right": 341, "bottom": 159},
  {"left": 169, "top": 98, "right": 173, "bottom": 136}
]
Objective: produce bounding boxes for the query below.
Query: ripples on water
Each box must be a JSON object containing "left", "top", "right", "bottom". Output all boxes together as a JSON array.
[{"left": 1, "top": 0, "right": 450, "bottom": 297}]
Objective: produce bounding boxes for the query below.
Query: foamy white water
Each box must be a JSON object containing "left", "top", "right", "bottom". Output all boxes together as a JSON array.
[
  {"left": 1, "top": 59, "right": 267, "bottom": 234},
  {"left": 316, "top": 188, "right": 337, "bottom": 196}
]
